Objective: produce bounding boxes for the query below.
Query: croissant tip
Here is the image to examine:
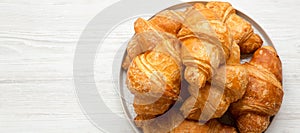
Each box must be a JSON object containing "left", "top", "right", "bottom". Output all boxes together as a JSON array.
[{"left": 262, "top": 46, "right": 276, "bottom": 53}]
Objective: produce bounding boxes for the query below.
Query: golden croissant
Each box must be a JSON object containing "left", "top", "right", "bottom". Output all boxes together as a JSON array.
[
  {"left": 192, "top": 3, "right": 244, "bottom": 65},
  {"left": 135, "top": 109, "right": 237, "bottom": 133},
  {"left": 180, "top": 64, "right": 248, "bottom": 121},
  {"left": 122, "top": 10, "right": 184, "bottom": 69},
  {"left": 127, "top": 51, "right": 181, "bottom": 117},
  {"left": 205, "top": 2, "right": 263, "bottom": 54},
  {"left": 123, "top": 2, "right": 283, "bottom": 133},
  {"left": 171, "top": 119, "right": 237, "bottom": 133},
  {"left": 179, "top": 4, "right": 234, "bottom": 89},
  {"left": 230, "top": 46, "right": 283, "bottom": 133}
]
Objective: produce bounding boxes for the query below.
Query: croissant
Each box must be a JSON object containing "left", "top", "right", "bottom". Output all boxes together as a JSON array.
[
  {"left": 127, "top": 51, "right": 181, "bottom": 117},
  {"left": 171, "top": 119, "right": 237, "bottom": 133},
  {"left": 180, "top": 83, "right": 229, "bottom": 122},
  {"left": 135, "top": 109, "right": 237, "bottom": 133},
  {"left": 180, "top": 64, "right": 248, "bottom": 121},
  {"left": 179, "top": 4, "right": 233, "bottom": 89},
  {"left": 230, "top": 46, "right": 283, "bottom": 133},
  {"left": 122, "top": 10, "right": 184, "bottom": 69},
  {"left": 133, "top": 95, "right": 175, "bottom": 116},
  {"left": 182, "top": 3, "right": 236, "bottom": 60},
  {"left": 135, "top": 110, "right": 184, "bottom": 133},
  {"left": 137, "top": 10, "right": 184, "bottom": 35},
  {"left": 205, "top": 2, "right": 263, "bottom": 54},
  {"left": 134, "top": 114, "right": 156, "bottom": 128}
]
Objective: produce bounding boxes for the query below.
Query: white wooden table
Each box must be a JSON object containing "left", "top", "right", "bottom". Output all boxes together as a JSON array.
[{"left": 0, "top": 0, "right": 299, "bottom": 132}]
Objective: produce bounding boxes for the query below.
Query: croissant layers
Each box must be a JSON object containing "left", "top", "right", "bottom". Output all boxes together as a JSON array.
[
  {"left": 206, "top": 2, "right": 263, "bottom": 54},
  {"left": 136, "top": 109, "right": 237, "bottom": 133},
  {"left": 179, "top": 3, "right": 233, "bottom": 90},
  {"left": 124, "top": 2, "right": 283, "bottom": 133},
  {"left": 127, "top": 51, "right": 181, "bottom": 117},
  {"left": 230, "top": 46, "right": 283, "bottom": 133},
  {"left": 180, "top": 64, "right": 249, "bottom": 122},
  {"left": 122, "top": 10, "right": 184, "bottom": 69}
]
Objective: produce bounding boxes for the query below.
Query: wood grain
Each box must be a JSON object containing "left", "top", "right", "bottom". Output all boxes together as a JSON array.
[{"left": 0, "top": 0, "right": 299, "bottom": 132}]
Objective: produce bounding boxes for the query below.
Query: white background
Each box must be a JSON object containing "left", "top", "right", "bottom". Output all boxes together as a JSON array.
[{"left": 0, "top": 0, "right": 299, "bottom": 132}]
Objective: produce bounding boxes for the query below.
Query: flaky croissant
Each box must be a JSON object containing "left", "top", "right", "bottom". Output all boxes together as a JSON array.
[
  {"left": 230, "top": 46, "right": 283, "bottom": 133},
  {"left": 133, "top": 95, "right": 175, "bottom": 116},
  {"left": 135, "top": 109, "right": 237, "bottom": 133},
  {"left": 122, "top": 10, "right": 184, "bottom": 69},
  {"left": 205, "top": 2, "right": 263, "bottom": 54},
  {"left": 191, "top": 3, "right": 233, "bottom": 60},
  {"left": 137, "top": 10, "right": 184, "bottom": 35},
  {"left": 179, "top": 4, "right": 234, "bottom": 89},
  {"left": 193, "top": 3, "right": 242, "bottom": 65},
  {"left": 171, "top": 119, "right": 237, "bottom": 133},
  {"left": 127, "top": 51, "right": 181, "bottom": 116},
  {"left": 180, "top": 64, "right": 248, "bottom": 121}
]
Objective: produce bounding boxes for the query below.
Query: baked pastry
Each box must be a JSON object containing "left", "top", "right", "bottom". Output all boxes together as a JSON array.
[
  {"left": 230, "top": 46, "right": 283, "bottom": 133},
  {"left": 179, "top": 4, "right": 234, "bottom": 89},
  {"left": 193, "top": 3, "right": 242, "bottom": 65},
  {"left": 122, "top": 10, "right": 184, "bottom": 69},
  {"left": 205, "top": 2, "right": 263, "bottom": 54},
  {"left": 124, "top": 2, "right": 283, "bottom": 133},
  {"left": 180, "top": 64, "right": 248, "bottom": 121},
  {"left": 135, "top": 110, "right": 184, "bottom": 133},
  {"left": 191, "top": 3, "right": 233, "bottom": 60},
  {"left": 135, "top": 109, "right": 237, "bottom": 133},
  {"left": 133, "top": 95, "right": 175, "bottom": 116},
  {"left": 136, "top": 10, "right": 184, "bottom": 35},
  {"left": 171, "top": 119, "right": 237, "bottom": 133},
  {"left": 127, "top": 51, "right": 181, "bottom": 116}
]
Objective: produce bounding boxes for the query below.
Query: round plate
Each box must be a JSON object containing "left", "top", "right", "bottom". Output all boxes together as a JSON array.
[{"left": 117, "top": 1, "right": 276, "bottom": 133}]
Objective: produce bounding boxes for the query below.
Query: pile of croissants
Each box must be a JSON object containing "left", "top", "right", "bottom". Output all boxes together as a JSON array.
[{"left": 123, "top": 2, "right": 283, "bottom": 133}]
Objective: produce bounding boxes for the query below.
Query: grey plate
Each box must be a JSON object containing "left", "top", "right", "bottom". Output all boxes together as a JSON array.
[{"left": 117, "top": 1, "right": 276, "bottom": 133}]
